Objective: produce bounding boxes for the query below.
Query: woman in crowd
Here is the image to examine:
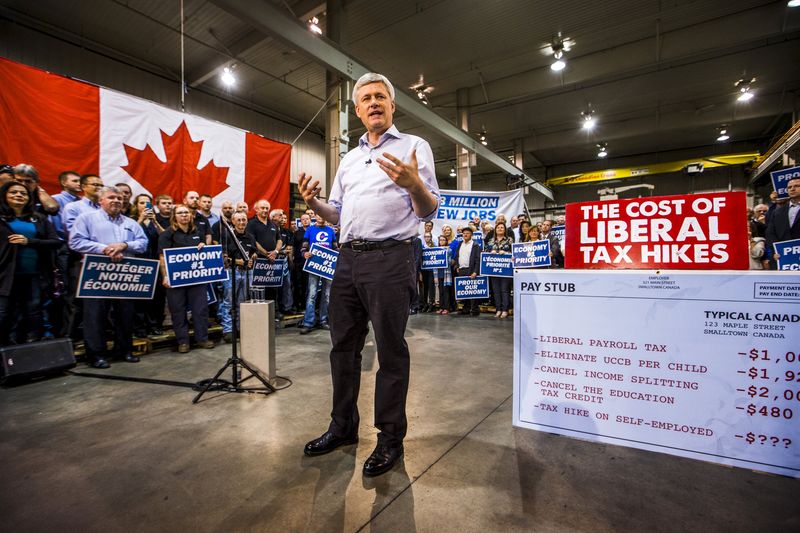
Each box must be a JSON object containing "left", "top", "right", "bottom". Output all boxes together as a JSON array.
[
  {"left": 435, "top": 234, "right": 454, "bottom": 314},
  {"left": 130, "top": 193, "right": 165, "bottom": 338},
  {"left": 158, "top": 204, "right": 215, "bottom": 353},
  {"left": 419, "top": 232, "right": 436, "bottom": 312},
  {"left": 485, "top": 221, "right": 513, "bottom": 318},
  {"left": 0, "top": 181, "right": 61, "bottom": 345},
  {"left": 520, "top": 220, "right": 534, "bottom": 242}
]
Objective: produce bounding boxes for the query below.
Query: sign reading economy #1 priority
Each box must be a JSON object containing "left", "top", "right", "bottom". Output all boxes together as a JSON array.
[{"left": 163, "top": 244, "right": 226, "bottom": 288}]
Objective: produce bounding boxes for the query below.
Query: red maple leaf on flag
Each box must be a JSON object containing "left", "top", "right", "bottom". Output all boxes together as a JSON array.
[{"left": 121, "top": 121, "right": 229, "bottom": 202}]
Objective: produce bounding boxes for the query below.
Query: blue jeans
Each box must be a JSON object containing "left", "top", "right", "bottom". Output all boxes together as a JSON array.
[
  {"left": 303, "top": 273, "right": 330, "bottom": 327},
  {"left": 219, "top": 270, "right": 248, "bottom": 333}
]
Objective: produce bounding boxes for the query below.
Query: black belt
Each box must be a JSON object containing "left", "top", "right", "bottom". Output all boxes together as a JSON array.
[{"left": 342, "top": 239, "right": 412, "bottom": 252}]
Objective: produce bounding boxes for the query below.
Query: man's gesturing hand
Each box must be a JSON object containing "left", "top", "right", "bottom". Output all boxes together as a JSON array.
[
  {"left": 298, "top": 173, "right": 321, "bottom": 204},
  {"left": 378, "top": 150, "right": 422, "bottom": 191}
]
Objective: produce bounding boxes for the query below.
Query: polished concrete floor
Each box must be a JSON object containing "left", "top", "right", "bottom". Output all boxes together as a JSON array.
[{"left": 0, "top": 313, "right": 797, "bottom": 532}]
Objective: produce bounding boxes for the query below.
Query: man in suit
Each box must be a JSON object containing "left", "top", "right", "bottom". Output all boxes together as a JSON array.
[
  {"left": 764, "top": 177, "right": 800, "bottom": 269},
  {"left": 540, "top": 219, "right": 564, "bottom": 268},
  {"left": 451, "top": 226, "right": 481, "bottom": 316}
]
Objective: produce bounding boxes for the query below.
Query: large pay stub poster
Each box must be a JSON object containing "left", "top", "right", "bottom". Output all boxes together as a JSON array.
[{"left": 513, "top": 270, "right": 800, "bottom": 478}]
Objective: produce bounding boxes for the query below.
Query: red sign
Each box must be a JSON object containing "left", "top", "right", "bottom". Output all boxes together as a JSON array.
[{"left": 564, "top": 192, "right": 748, "bottom": 270}]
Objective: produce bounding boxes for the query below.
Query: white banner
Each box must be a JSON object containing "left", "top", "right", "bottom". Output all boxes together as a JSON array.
[
  {"left": 421, "top": 188, "right": 526, "bottom": 236},
  {"left": 513, "top": 270, "right": 800, "bottom": 478}
]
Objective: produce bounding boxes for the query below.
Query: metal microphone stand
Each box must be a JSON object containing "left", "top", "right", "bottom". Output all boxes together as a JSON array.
[{"left": 193, "top": 216, "right": 275, "bottom": 403}]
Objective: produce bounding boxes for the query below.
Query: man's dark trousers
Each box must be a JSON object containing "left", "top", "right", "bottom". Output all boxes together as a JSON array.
[
  {"left": 327, "top": 243, "right": 415, "bottom": 448},
  {"left": 83, "top": 298, "right": 135, "bottom": 360}
]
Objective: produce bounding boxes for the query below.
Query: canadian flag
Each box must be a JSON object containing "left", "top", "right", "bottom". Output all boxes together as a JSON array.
[{"left": 0, "top": 57, "right": 290, "bottom": 213}]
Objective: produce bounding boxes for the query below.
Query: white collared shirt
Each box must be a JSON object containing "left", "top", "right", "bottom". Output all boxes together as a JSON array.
[{"left": 329, "top": 125, "right": 440, "bottom": 243}]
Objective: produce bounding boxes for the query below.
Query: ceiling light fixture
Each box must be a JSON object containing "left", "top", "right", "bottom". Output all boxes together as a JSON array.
[
  {"left": 734, "top": 77, "right": 756, "bottom": 102},
  {"left": 220, "top": 66, "right": 236, "bottom": 86},
  {"left": 308, "top": 16, "right": 322, "bottom": 35},
  {"left": 788, "top": 0, "right": 800, "bottom": 7},
  {"left": 581, "top": 110, "right": 596, "bottom": 131},
  {"left": 479, "top": 128, "right": 488, "bottom": 146},
  {"left": 549, "top": 33, "right": 572, "bottom": 72},
  {"left": 597, "top": 142, "right": 608, "bottom": 158},
  {"left": 449, "top": 167, "right": 456, "bottom": 177},
  {"left": 410, "top": 78, "right": 433, "bottom": 106},
  {"left": 716, "top": 126, "right": 730, "bottom": 142}
]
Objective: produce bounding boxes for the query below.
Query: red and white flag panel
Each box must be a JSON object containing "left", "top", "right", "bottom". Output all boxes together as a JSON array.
[{"left": 0, "top": 57, "right": 290, "bottom": 213}]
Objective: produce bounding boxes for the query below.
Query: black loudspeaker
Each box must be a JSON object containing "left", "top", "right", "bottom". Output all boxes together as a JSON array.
[{"left": 1, "top": 338, "right": 76, "bottom": 380}]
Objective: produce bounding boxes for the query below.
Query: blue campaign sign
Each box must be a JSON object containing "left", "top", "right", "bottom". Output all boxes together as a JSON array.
[
  {"left": 76, "top": 254, "right": 159, "bottom": 299},
  {"left": 473, "top": 231, "right": 484, "bottom": 249},
  {"left": 513, "top": 241, "right": 552, "bottom": 268},
  {"left": 455, "top": 231, "right": 483, "bottom": 249},
  {"left": 303, "top": 243, "right": 338, "bottom": 281},
  {"left": 163, "top": 244, "right": 226, "bottom": 288},
  {"left": 480, "top": 252, "right": 514, "bottom": 278},
  {"left": 422, "top": 247, "right": 449, "bottom": 270},
  {"left": 252, "top": 257, "right": 286, "bottom": 287},
  {"left": 206, "top": 284, "right": 217, "bottom": 305},
  {"left": 770, "top": 166, "right": 800, "bottom": 199},
  {"left": 774, "top": 239, "right": 800, "bottom": 271},
  {"left": 551, "top": 224, "right": 565, "bottom": 245},
  {"left": 455, "top": 276, "right": 490, "bottom": 300}
]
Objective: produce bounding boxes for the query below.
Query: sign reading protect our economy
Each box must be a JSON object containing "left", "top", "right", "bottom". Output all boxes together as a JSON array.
[
  {"left": 76, "top": 254, "right": 159, "bottom": 299},
  {"left": 774, "top": 239, "right": 800, "bottom": 271},
  {"left": 163, "top": 245, "right": 226, "bottom": 288},
  {"left": 422, "top": 247, "right": 449, "bottom": 270},
  {"left": 455, "top": 276, "right": 490, "bottom": 300},
  {"left": 303, "top": 243, "right": 338, "bottom": 281},
  {"left": 480, "top": 253, "right": 514, "bottom": 278},
  {"left": 251, "top": 257, "right": 286, "bottom": 287},
  {"left": 513, "top": 269, "right": 800, "bottom": 478},
  {"left": 564, "top": 191, "right": 748, "bottom": 270},
  {"left": 770, "top": 166, "right": 800, "bottom": 199}
]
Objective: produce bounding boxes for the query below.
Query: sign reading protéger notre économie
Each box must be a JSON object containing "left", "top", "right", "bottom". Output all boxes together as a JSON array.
[
  {"left": 480, "top": 252, "right": 514, "bottom": 277},
  {"left": 163, "top": 245, "right": 226, "bottom": 287},
  {"left": 76, "top": 254, "right": 159, "bottom": 299},
  {"left": 513, "top": 241, "right": 552, "bottom": 268},
  {"left": 303, "top": 243, "right": 338, "bottom": 281},
  {"left": 770, "top": 166, "right": 800, "bottom": 199},
  {"left": 455, "top": 276, "right": 490, "bottom": 300},
  {"left": 774, "top": 239, "right": 800, "bottom": 271},
  {"left": 252, "top": 257, "right": 287, "bottom": 287},
  {"left": 422, "top": 247, "right": 449, "bottom": 270}
]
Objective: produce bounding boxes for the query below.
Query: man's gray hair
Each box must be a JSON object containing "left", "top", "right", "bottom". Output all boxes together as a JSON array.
[
  {"left": 352, "top": 73, "right": 395, "bottom": 103},
  {"left": 13, "top": 164, "right": 40, "bottom": 181},
  {"left": 98, "top": 186, "right": 122, "bottom": 198},
  {"left": 269, "top": 209, "right": 284, "bottom": 218}
]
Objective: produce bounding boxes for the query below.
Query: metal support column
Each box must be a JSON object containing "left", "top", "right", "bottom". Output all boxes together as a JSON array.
[
  {"left": 323, "top": 0, "right": 348, "bottom": 194},
  {"left": 456, "top": 88, "right": 473, "bottom": 191}
]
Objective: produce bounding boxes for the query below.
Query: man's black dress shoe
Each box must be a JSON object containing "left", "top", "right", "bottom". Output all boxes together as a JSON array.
[
  {"left": 122, "top": 354, "right": 140, "bottom": 363},
  {"left": 89, "top": 358, "right": 110, "bottom": 369},
  {"left": 303, "top": 431, "right": 358, "bottom": 456},
  {"left": 363, "top": 443, "right": 403, "bottom": 477}
]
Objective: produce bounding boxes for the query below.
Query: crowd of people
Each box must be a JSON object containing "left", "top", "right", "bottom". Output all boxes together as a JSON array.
[
  {"left": 3, "top": 160, "right": 794, "bottom": 360},
  {"left": 408, "top": 213, "right": 564, "bottom": 319},
  {"left": 0, "top": 159, "right": 569, "bottom": 359},
  {"left": 0, "top": 163, "right": 297, "bottom": 368},
  {"left": 748, "top": 179, "right": 800, "bottom": 270}
]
